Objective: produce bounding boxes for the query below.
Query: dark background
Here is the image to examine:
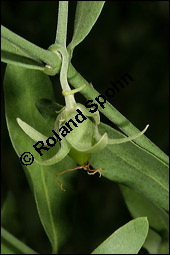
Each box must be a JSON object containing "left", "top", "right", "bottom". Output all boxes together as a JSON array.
[{"left": 1, "top": 1, "right": 169, "bottom": 254}]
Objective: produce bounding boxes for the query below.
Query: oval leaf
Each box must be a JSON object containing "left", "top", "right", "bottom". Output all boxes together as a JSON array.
[
  {"left": 92, "top": 217, "right": 149, "bottom": 254},
  {"left": 4, "top": 64, "right": 77, "bottom": 253},
  {"left": 68, "top": 1, "right": 105, "bottom": 51}
]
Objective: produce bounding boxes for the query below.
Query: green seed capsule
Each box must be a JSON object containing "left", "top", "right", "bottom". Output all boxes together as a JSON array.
[{"left": 68, "top": 148, "right": 90, "bottom": 165}]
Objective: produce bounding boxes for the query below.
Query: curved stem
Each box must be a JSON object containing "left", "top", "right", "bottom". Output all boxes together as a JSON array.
[
  {"left": 55, "top": 1, "right": 76, "bottom": 110},
  {"left": 59, "top": 49, "right": 76, "bottom": 110}
]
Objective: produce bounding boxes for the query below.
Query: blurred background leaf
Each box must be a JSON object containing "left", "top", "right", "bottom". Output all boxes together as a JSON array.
[
  {"left": 1, "top": 227, "right": 38, "bottom": 254},
  {"left": 1, "top": 192, "right": 22, "bottom": 237},
  {"left": 143, "top": 228, "right": 169, "bottom": 254}
]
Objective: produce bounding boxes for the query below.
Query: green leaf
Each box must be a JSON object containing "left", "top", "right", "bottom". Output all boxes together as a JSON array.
[
  {"left": 89, "top": 123, "right": 169, "bottom": 210},
  {"left": 92, "top": 217, "right": 149, "bottom": 254},
  {"left": 1, "top": 25, "right": 61, "bottom": 75},
  {"left": 68, "top": 1, "right": 105, "bottom": 52},
  {"left": 120, "top": 185, "right": 169, "bottom": 235},
  {"left": 4, "top": 64, "right": 77, "bottom": 253},
  {"left": 1, "top": 227, "right": 38, "bottom": 254}
]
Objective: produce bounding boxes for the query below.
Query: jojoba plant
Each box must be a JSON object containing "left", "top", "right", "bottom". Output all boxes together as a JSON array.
[
  {"left": 1, "top": 1, "right": 168, "bottom": 254},
  {"left": 16, "top": 41, "right": 148, "bottom": 190}
]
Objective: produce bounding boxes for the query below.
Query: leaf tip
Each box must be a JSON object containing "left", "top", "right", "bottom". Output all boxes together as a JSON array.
[{"left": 16, "top": 117, "right": 22, "bottom": 125}]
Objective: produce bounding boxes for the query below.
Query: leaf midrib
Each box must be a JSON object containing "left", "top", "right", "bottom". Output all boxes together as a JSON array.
[
  {"left": 28, "top": 85, "right": 58, "bottom": 253},
  {"left": 41, "top": 165, "right": 58, "bottom": 252}
]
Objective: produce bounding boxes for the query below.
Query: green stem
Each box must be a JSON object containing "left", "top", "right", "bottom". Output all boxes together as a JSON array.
[
  {"left": 1, "top": 227, "right": 38, "bottom": 254},
  {"left": 1, "top": 25, "right": 60, "bottom": 70},
  {"left": 55, "top": 1, "right": 68, "bottom": 47},
  {"left": 55, "top": 1, "right": 76, "bottom": 110}
]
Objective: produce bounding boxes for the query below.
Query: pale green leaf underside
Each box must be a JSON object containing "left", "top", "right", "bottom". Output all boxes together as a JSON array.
[{"left": 92, "top": 217, "right": 149, "bottom": 254}]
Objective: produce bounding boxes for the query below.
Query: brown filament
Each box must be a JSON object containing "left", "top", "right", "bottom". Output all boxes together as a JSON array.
[{"left": 56, "top": 163, "right": 105, "bottom": 191}]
